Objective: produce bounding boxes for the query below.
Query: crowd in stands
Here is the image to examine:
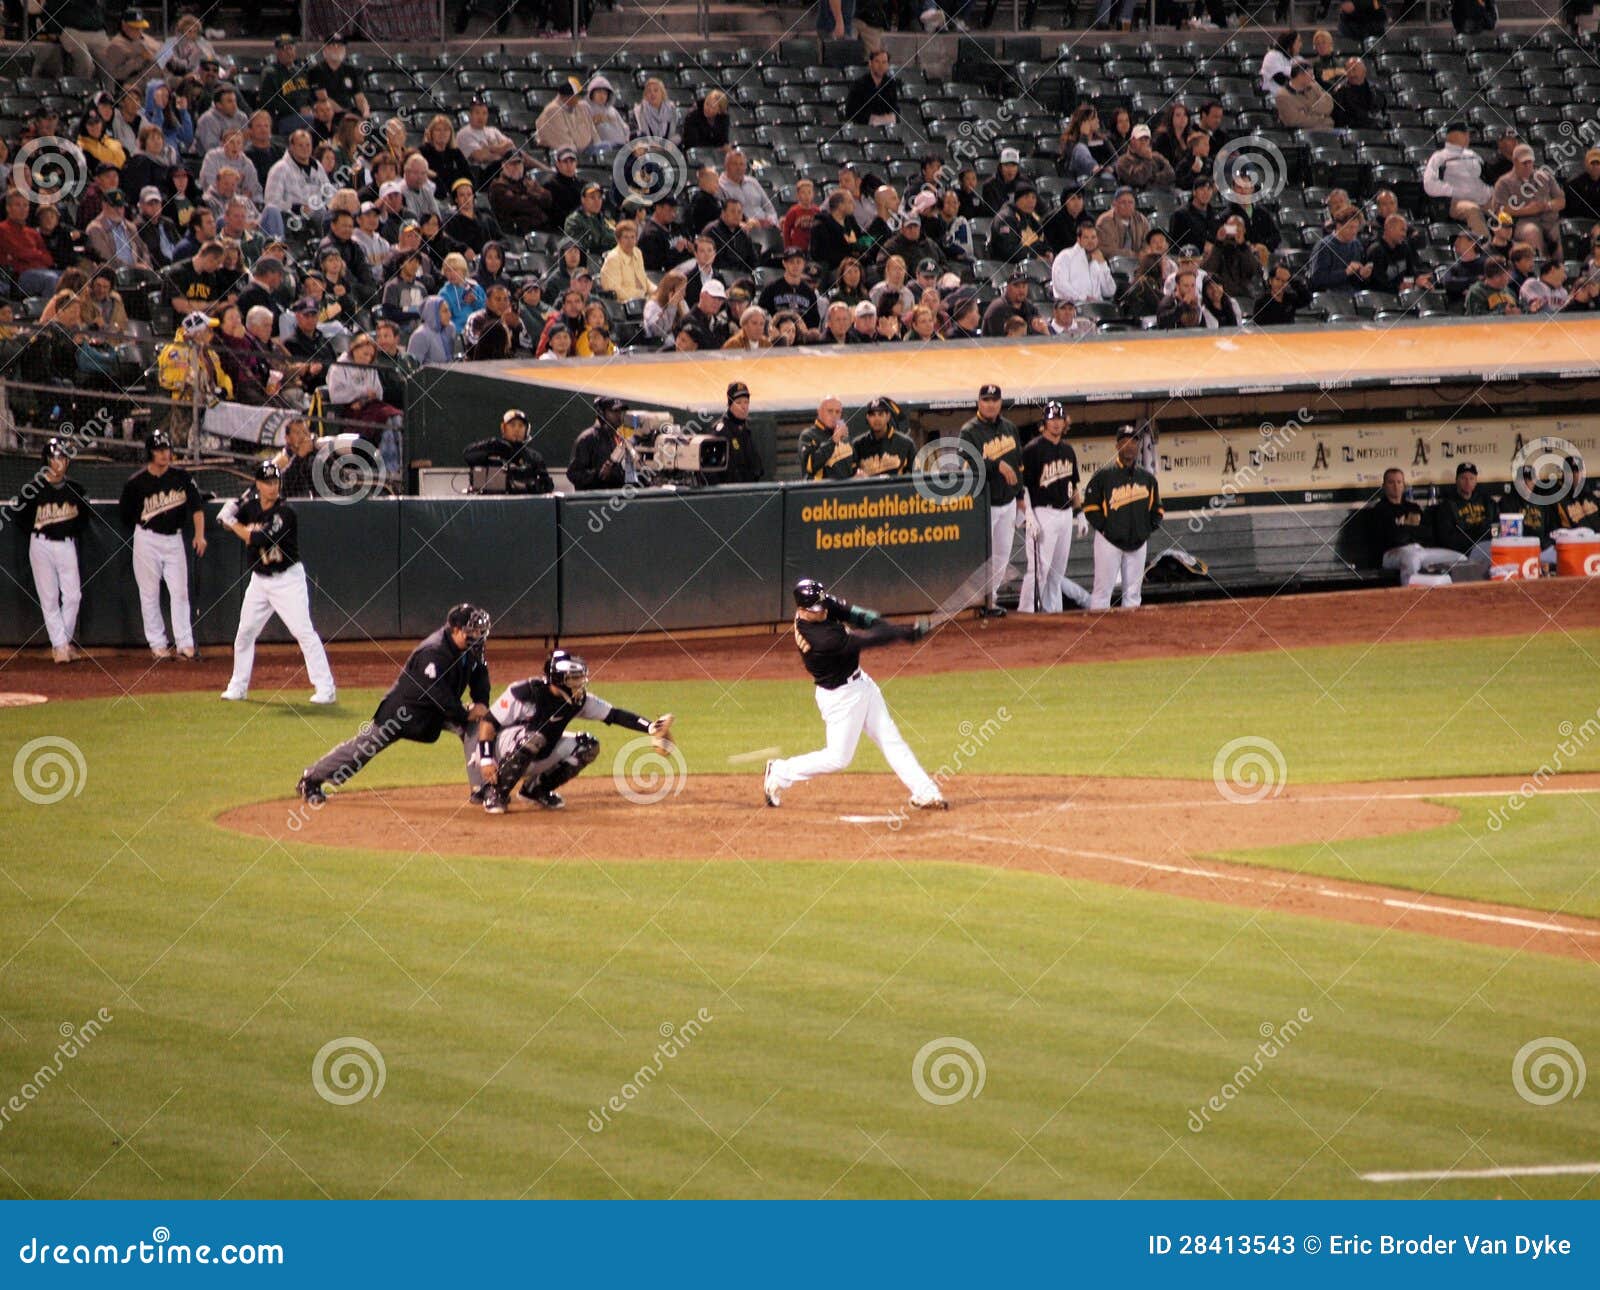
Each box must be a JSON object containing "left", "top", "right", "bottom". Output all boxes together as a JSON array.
[{"left": 4, "top": 9, "right": 1600, "bottom": 468}]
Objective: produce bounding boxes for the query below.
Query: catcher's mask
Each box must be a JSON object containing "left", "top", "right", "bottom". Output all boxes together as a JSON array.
[
  {"left": 446, "top": 603, "right": 491, "bottom": 649},
  {"left": 793, "top": 578, "right": 827, "bottom": 610},
  {"left": 546, "top": 649, "right": 589, "bottom": 701}
]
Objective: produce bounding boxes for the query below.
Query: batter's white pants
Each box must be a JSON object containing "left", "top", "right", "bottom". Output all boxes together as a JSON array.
[
  {"left": 29, "top": 534, "right": 82, "bottom": 649},
  {"left": 1018, "top": 507, "right": 1090, "bottom": 613},
  {"left": 986, "top": 499, "right": 1017, "bottom": 608},
  {"left": 767, "top": 671, "right": 939, "bottom": 799},
  {"left": 1382, "top": 543, "right": 1470, "bottom": 585},
  {"left": 225, "top": 566, "right": 336, "bottom": 699},
  {"left": 132, "top": 528, "right": 194, "bottom": 651},
  {"left": 1090, "top": 532, "right": 1148, "bottom": 610}
]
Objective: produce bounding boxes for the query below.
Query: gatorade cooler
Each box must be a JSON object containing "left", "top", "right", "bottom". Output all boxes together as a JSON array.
[
  {"left": 1489, "top": 535, "right": 1542, "bottom": 580},
  {"left": 1554, "top": 530, "right": 1600, "bottom": 577}
]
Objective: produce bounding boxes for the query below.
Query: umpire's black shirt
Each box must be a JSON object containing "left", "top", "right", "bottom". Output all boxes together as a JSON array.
[{"left": 378, "top": 627, "right": 490, "bottom": 739}]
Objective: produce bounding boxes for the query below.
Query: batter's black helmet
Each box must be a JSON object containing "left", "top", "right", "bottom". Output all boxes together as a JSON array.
[
  {"left": 793, "top": 578, "right": 827, "bottom": 610},
  {"left": 42, "top": 436, "right": 71, "bottom": 463},
  {"left": 446, "top": 603, "right": 491, "bottom": 644},
  {"left": 545, "top": 648, "right": 588, "bottom": 700},
  {"left": 145, "top": 429, "right": 173, "bottom": 458}
]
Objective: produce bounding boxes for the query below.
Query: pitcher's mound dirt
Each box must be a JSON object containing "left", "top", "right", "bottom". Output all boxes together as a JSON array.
[{"left": 219, "top": 772, "right": 1600, "bottom": 962}]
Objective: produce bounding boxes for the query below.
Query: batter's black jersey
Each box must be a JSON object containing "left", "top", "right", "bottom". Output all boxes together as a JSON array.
[
  {"left": 851, "top": 429, "right": 916, "bottom": 477},
  {"left": 1083, "top": 461, "right": 1162, "bottom": 551},
  {"left": 958, "top": 414, "right": 1023, "bottom": 506},
  {"left": 14, "top": 477, "right": 89, "bottom": 540},
  {"left": 793, "top": 601, "right": 917, "bottom": 689},
  {"left": 489, "top": 680, "right": 650, "bottom": 748},
  {"left": 1371, "top": 496, "right": 1427, "bottom": 551},
  {"left": 119, "top": 466, "right": 204, "bottom": 535},
  {"left": 235, "top": 494, "right": 300, "bottom": 575},
  {"left": 379, "top": 626, "right": 491, "bottom": 736},
  {"left": 463, "top": 436, "right": 554, "bottom": 495},
  {"left": 1020, "top": 435, "right": 1079, "bottom": 510}
]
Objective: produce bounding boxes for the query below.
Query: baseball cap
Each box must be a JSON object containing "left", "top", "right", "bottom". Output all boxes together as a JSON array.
[
  {"left": 571, "top": 266, "right": 593, "bottom": 281},
  {"left": 122, "top": 8, "right": 150, "bottom": 27},
  {"left": 180, "top": 311, "right": 214, "bottom": 336},
  {"left": 1456, "top": 461, "right": 1478, "bottom": 476},
  {"left": 359, "top": 201, "right": 378, "bottom": 214},
  {"left": 700, "top": 279, "right": 726, "bottom": 300},
  {"left": 1012, "top": 180, "right": 1037, "bottom": 197},
  {"left": 866, "top": 396, "right": 893, "bottom": 413},
  {"left": 999, "top": 147, "right": 1021, "bottom": 165},
  {"left": 1007, "top": 268, "right": 1030, "bottom": 284},
  {"left": 727, "top": 381, "right": 750, "bottom": 402},
  {"left": 501, "top": 408, "right": 528, "bottom": 425},
  {"left": 1116, "top": 424, "right": 1139, "bottom": 441},
  {"left": 379, "top": 179, "right": 405, "bottom": 199},
  {"left": 104, "top": 188, "right": 127, "bottom": 206},
  {"left": 292, "top": 297, "right": 319, "bottom": 314},
  {"left": 979, "top": 383, "right": 1002, "bottom": 399},
  {"left": 1114, "top": 185, "right": 1134, "bottom": 198},
  {"left": 254, "top": 460, "right": 281, "bottom": 482},
  {"left": 451, "top": 177, "right": 474, "bottom": 193},
  {"left": 1044, "top": 399, "right": 1066, "bottom": 420},
  {"left": 138, "top": 186, "right": 162, "bottom": 204},
  {"left": 854, "top": 300, "right": 876, "bottom": 316},
  {"left": 782, "top": 246, "right": 806, "bottom": 261},
  {"left": 273, "top": 32, "right": 295, "bottom": 46},
  {"left": 580, "top": 181, "right": 603, "bottom": 195},
  {"left": 1131, "top": 124, "right": 1152, "bottom": 140},
  {"left": 555, "top": 147, "right": 578, "bottom": 162},
  {"left": 916, "top": 257, "right": 939, "bottom": 275}
]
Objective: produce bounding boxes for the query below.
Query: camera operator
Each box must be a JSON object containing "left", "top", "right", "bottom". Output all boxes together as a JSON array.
[
  {"left": 709, "top": 381, "right": 765, "bottom": 484},
  {"left": 567, "top": 395, "right": 639, "bottom": 490},
  {"left": 463, "top": 408, "right": 554, "bottom": 495}
]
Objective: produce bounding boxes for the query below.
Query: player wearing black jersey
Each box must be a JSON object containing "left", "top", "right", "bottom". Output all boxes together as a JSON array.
[
  {"left": 14, "top": 437, "right": 90, "bottom": 663},
  {"left": 118, "top": 430, "right": 208, "bottom": 660},
  {"left": 762, "top": 579, "right": 944, "bottom": 810},
  {"left": 1017, "top": 401, "right": 1092, "bottom": 613}
]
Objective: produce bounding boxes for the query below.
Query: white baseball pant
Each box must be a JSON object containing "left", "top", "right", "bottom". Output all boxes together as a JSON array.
[
  {"left": 986, "top": 499, "right": 1018, "bottom": 608},
  {"left": 1381, "top": 543, "right": 1470, "bottom": 585},
  {"left": 1018, "top": 507, "right": 1090, "bottom": 613},
  {"left": 1090, "top": 532, "right": 1148, "bottom": 610},
  {"left": 132, "top": 527, "right": 194, "bottom": 651},
  {"left": 766, "top": 671, "right": 939, "bottom": 799},
  {"left": 29, "top": 534, "right": 82, "bottom": 649},
  {"left": 224, "top": 565, "right": 336, "bottom": 699}
]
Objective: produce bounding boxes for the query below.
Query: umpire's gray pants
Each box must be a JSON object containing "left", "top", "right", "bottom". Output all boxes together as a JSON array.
[{"left": 307, "top": 719, "right": 482, "bottom": 790}]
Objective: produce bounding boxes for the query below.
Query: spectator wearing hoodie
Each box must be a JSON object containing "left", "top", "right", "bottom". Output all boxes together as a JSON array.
[
  {"left": 408, "top": 296, "right": 457, "bottom": 364},
  {"left": 586, "top": 77, "right": 630, "bottom": 147},
  {"left": 141, "top": 82, "right": 195, "bottom": 154},
  {"left": 1422, "top": 122, "right": 1492, "bottom": 238}
]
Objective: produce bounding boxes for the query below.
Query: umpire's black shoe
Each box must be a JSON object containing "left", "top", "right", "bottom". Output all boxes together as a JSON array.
[
  {"left": 297, "top": 776, "right": 325, "bottom": 807},
  {"left": 483, "top": 786, "right": 508, "bottom": 815},
  {"left": 518, "top": 782, "right": 565, "bottom": 809}
]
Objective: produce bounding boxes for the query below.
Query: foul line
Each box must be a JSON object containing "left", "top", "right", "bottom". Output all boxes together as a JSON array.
[{"left": 1362, "top": 1163, "right": 1600, "bottom": 1183}]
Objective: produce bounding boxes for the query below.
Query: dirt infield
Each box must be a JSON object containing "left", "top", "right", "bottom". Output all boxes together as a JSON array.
[
  {"left": 218, "top": 772, "right": 1600, "bottom": 963},
  {"left": 8, "top": 577, "right": 1600, "bottom": 701}
]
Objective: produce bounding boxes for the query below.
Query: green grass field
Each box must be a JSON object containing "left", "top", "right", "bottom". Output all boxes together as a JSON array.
[{"left": 1, "top": 631, "right": 1597, "bottom": 1199}]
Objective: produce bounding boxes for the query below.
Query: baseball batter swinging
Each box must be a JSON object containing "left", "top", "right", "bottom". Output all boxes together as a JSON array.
[
  {"left": 762, "top": 579, "right": 945, "bottom": 810},
  {"left": 476, "top": 650, "right": 674, "bottom": 814}
]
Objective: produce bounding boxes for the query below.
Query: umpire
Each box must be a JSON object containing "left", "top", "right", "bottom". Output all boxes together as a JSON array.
[{"left": 297, "top": 603, "right": 492, "bottom": 805}]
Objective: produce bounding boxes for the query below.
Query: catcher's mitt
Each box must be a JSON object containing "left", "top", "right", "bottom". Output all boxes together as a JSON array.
[{"left": 649, "top": 713, "right": 675, "bottom": 753}]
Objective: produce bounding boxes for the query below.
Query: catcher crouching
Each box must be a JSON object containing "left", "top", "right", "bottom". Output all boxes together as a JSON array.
[{"left": 477, "top": 649, "right": 674, "bottom": 813}]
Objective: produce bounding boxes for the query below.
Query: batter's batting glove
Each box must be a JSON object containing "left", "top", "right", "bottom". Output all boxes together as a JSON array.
[{"left": 910, "top": 617, "right": 932, "bottom": 641}]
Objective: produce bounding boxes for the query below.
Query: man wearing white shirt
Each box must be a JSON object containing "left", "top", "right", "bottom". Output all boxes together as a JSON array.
[
  {"left": 1422, "top": 121, "right": 1492, "bottom": 238},
  {"left": 456, "top": 99, "right": 515, "bottom": 168},
  {"left": 263, "top": 129, "right": 335, "bottom": 220},
  {"left": 718, "top": 150, "right": 777, "bottom": 228},
  {"left": 1050, "top": 224, "right": 1117, "bottom": 304}
]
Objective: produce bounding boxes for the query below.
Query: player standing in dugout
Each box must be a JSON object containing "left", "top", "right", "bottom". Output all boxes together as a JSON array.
[
  {"left": 1082, "top": 425, "right": 1163, "bottom": 610},
  {"left": 16, "top": 437, "right": 92, "bottom": 664},
  {"left": 959, "top": 384, "right": 1023, "bottom": 618}
]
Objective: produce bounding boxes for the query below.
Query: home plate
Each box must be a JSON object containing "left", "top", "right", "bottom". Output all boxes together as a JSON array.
[{"left": 839, "top": 814, "right": 903, "bottom": 824}]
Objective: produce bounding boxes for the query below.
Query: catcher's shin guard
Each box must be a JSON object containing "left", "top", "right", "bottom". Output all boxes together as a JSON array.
[
  {"left": 495, "top": 729, "right": 549, "bottom": 793},
  {"left": 527, "top": 732, "right": 599, "bottom": 795}
]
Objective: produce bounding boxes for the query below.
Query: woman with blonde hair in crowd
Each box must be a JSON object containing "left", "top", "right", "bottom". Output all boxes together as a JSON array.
[
  {"left": 631, "top": 77, "right": 679, "bottom": 140},
  {"left": 681, "top": 89, "right": 730, "bottom": 151},
  {"left": 599, "top": 219, "right": 653, "bottom": 302},
  {"left": 419, "top": 115, "right": 471, "bottom": 200},
  {"left": 643, "top": 271, "right": 689, "bottom": 341}
]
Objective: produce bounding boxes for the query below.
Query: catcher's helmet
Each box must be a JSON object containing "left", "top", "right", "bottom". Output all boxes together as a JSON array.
[
  {"left": 793, "top": 578, "right": 827, "bottom": 610},
  {"left": 42, "top": 436, "right": 71, "bottom": 463},
  {"left": 146, "top": 429, "right": 173, "bottom": 458},
  {"left": 545, "top": 648, "right": 588, "bottom": 700},
  {"left": 446, "top": 603, "right": 491, "bottom": 645}
]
